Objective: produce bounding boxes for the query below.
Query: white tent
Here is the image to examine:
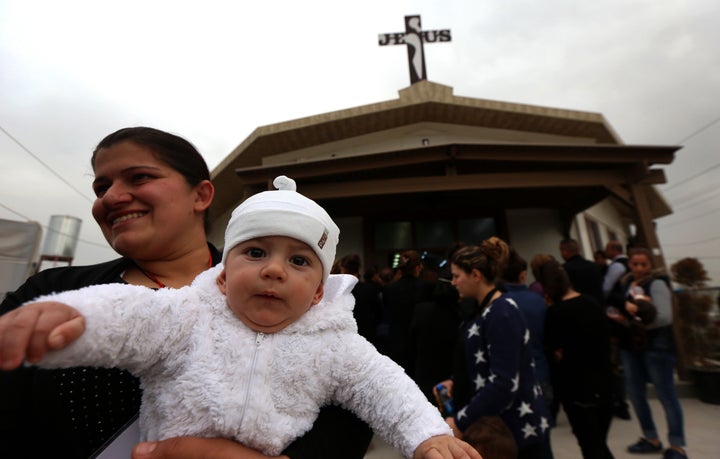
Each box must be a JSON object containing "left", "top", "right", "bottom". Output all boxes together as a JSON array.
[{"left": 0, "top": 218, "right": 42, "bottom": 296}]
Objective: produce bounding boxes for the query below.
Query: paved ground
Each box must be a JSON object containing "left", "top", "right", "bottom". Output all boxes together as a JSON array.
[{"left": 364, "top": 391, "right": 720, "bottom": 459}]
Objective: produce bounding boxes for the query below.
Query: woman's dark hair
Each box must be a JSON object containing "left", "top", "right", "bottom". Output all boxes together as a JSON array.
[
  {"left": 363, "top": 266, "right": 378, "bottom": 282},
  {"left": 530, "top": 253, "right": 554, "bottom": 282},
  {"left": 501, "top": 248, "right": 527, "bottom": 283},
  {"left": 340, "top": 253, "right": 361, "bottom": 276},
  {"left": 538, "top": 259, "right": 572, "bottom": 304},
  {"left": 451, "top": 236, "right": 510, "bottom": 283},
  {"left": 92, "top": 127, "right": 210, "bottom": 186},
  {"left": 92, "top": 127, "right": 212, "bottom": 230},
  {"left": 397, "top": 250, "right": 422, "bottom": 276}
]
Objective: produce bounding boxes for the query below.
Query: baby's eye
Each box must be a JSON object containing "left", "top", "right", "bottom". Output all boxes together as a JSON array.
[
  {"left": 290, "top": 256, "right": 310, "bottom": 267},
  {"left": 246, "top": 247, "right": 266, "bottom": 258}
]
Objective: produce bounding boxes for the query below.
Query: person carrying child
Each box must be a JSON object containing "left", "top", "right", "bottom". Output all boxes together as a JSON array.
[{"left": 0, "top": 176, "right": 480, "bottom": 459}]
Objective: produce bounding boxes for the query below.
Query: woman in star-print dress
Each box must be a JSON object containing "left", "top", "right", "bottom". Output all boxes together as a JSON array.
[{"left": 439, "top": 237, "right": 551, "bottom": 459}]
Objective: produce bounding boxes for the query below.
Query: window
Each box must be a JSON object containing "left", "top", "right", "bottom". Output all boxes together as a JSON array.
[
  {"left": 458, "top": 218, "right": 496, "bottom": 244},
  {"left": 371, "top": 217, "right": 497, "bottom": 269},
  {"left": 374, "top": 221, "right": 412, "bottom": 250},
  {"left": 416, "top": 220, "right": 454, "bottom": 248}
]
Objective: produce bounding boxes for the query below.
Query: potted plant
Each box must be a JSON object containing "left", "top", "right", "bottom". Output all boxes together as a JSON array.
[{"left": 671, "top": 257, "right": 720, "bottom": 404}]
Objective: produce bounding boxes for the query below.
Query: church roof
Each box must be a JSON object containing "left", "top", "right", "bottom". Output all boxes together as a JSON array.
[
  {"left": 209, "top": 81, "right": 677, "bottom": 228},
  {"left": 214, "top": 81, "right": 620, "bottom": 172}
]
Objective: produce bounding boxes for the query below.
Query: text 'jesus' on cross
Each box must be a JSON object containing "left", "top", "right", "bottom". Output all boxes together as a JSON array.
[{"left": 378, "top": 15, "right": 452, "bottom": 84}]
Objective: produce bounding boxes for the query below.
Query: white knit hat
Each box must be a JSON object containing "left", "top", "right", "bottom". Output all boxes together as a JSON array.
[{"left": 222, "top": 176, "right": 339, "bottom": 282}]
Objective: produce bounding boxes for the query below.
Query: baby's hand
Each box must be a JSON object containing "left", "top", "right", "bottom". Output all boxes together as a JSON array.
[
  {"left": 413, "top": 435, "right": 482, "bottom": 459},
  {"left": 625, "top": 301, "right": 639, "bottom": 316},
  {"left": 0, "top": 301, "right": 85, "bottom": 370}
]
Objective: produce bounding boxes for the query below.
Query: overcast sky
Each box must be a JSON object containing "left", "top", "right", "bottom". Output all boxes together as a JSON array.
[{"left": 1, "top": 0, "right": 719, "bottom": 283}]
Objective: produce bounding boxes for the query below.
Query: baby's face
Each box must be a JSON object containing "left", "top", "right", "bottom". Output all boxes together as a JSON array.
[{"left": 217, "top": 236, "right": 324, "bottom": 333}]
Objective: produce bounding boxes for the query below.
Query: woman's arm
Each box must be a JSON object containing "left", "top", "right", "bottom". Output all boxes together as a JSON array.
[
  {"left": 132, "top": 437, "right": 289, "bottom": 459},
  {"left": 648, "top": 279, "right": 672, "bottom": 327}
]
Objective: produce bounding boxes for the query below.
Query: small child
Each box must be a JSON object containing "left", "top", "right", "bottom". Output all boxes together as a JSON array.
[
  {"left": 463, "top": 416, "right": 518, "bottom": 459},
  {"left": 0, "top": 176, "right": 479, "bottom": 459}
]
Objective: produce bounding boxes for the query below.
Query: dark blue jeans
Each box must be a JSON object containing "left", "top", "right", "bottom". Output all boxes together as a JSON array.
[{"left": 620, "top": 349, "right": 686, "bottom": 447}]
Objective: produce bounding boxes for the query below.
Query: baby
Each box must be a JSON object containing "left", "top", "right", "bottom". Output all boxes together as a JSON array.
[{"left": 0, "top": 176, "right": 479, "bottom": 459}]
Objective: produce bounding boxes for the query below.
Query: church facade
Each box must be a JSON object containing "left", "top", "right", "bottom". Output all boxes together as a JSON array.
[{"left": 208, "top": 80, "right": 677, "bottom": 273}]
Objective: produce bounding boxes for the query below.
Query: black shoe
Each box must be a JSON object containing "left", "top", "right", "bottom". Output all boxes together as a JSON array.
[
  {"left": 627, "top": 438, "right": 663, "bottom": 454},
  {"left": 663, "top": 448, "right": 688, "bottom": 459}
]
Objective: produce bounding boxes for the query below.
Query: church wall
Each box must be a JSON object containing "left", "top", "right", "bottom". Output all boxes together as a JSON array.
[
  {"left": 569, "top": 201, "right": 631, "bottom": 259},
  {"left": 584, "top": 200, "right": 630, "bottom": 248},
  {"left": 506, "top": 209, "right": 564, "bottom": 276},
  {"left": 208, "top": 194, "right": 631, "bottom": 285}
]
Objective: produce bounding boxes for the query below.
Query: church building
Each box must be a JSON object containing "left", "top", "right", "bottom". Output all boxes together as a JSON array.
[{"left": 207, "top": 16, "right": 677, "bottom": 273}]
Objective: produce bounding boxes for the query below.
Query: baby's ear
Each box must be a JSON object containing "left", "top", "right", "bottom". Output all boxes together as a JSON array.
[
  {"left": 216, "top": 270, "right": 228, "bottom": 294},
  {"left": 311, "top": 283, "right": 324, "bottom": 306}
]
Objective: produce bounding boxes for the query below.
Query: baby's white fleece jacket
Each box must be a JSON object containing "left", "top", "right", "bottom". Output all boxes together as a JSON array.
[{"left": 30, "top": 267, "right": 452, "bottom": 457}]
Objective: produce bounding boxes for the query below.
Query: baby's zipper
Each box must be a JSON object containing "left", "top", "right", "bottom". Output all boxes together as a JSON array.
[{"left": 238, "top": 332, "right": 265, "bottom": 427}]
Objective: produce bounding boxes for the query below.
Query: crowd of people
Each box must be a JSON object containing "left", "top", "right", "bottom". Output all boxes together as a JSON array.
[
  {"left": 337, "top": 242, "right": 687, "bottom": 459},
  {"left": 0, "top": 126, "right": 688, "bottom": 459},
  {"left": 311, "top": 236, "right": 690, "bottom": 459}
]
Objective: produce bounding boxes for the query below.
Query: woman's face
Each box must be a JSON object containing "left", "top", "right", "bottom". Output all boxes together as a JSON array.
[
  {"left": 450, "top": 263, "right": 479, "bottom": 300},
  {"left": 629, "top": 253, "right": 653, "bottom": 279},
  {"left": 91, "top": 141, "right": 210, "bottom": 259}
]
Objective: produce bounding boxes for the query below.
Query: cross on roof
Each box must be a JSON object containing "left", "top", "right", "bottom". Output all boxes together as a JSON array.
[{"left": 378, "top": 15, "right": 452, "bottom": 85}]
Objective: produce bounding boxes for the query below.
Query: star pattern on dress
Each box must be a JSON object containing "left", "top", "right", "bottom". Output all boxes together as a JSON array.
[
  {"left": 474, "top": 373, "right": 486, "bottom": 390},
  {"left": 474, "top": 349, "right": 485, "bottom": 363},
  {"left": 517, "top": 401, "right": 533, "bottom": 417},
  {"left": 511, "top": 374, "right": 519, "bottom": 392},
  {"left": 488, "top": 373, "right": 497, "bottom": 383},
  {"left": 533, "top": 384, "right": 542, "bottom": 398},
  {"left": 467, "top": 323, "right": 480, "bottom": 338},
  {"left": 522, "top": 422, "right": 538, "bottom": 438},
  {"left": 523, "top": 328, "right": 530, "bottom": 345},
  {"left": 457, "top": 407, "right": 468, "bottom": 420},
  {"left": 540, "top": 417, "right": 550, "bottom": 433}
]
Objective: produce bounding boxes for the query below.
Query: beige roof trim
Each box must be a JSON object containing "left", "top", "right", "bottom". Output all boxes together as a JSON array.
[{"left": 212, "top": 81, "right": 621, "bottom": 177}]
